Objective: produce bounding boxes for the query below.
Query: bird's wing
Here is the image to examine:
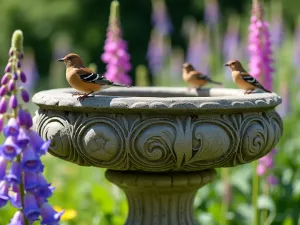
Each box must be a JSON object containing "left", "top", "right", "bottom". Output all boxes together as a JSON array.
[
  {"left": 191, "top": 71, "right": 209, "bottom": 81},
  {"left": 76, "top": 68, "right": 112, "bottom": 85},
  {"left": 240, "top": 72, "right": 265, "bottom": 89}
]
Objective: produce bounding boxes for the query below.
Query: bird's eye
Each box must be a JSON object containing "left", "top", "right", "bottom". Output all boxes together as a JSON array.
[{"left": 231, "top": 62, "right": 235, "bottom": 65}]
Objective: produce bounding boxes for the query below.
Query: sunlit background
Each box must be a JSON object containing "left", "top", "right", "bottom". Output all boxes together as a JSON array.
[{"left": 0, "top": 0, "right": 299, "bottom": 224}]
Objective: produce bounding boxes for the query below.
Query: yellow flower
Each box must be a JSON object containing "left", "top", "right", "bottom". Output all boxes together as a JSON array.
[{"left": 54, "top": 206, "right": 77, "bottom": 221}]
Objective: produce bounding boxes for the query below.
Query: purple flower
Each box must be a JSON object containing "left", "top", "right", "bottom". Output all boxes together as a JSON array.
[
  {"left": 0, "top": 157, "right": 7, "bottom": 180},
  {"left": 19, "top": 71, "right": 27, "bottom": 83},
  {"left": 24, "top": 192, "right": 40, "bottom": 221},
  {"left": 9, "top": 95, "right": 18, "bottom": 109},
  {"left": 36, "top": 174, "right": 53, "bottom": 199},
  {"left": 8, "top": 79, "right": 15, "bottom": 92},
  {"left": 101, "top": 1, "right": 132, "bottom": 85},
  {"left": 4, "top": 118, "right": 20, "bottom": 137},
  {"left": 0, "top": 86, "right": 7, "bottom": 96},
  {"left": 38, "top": 140, "right": 51, "bottom": 156},
  {"left": 0, "top": 96, "right": 8, "bottom": 113},
  {"left": 21, "top": 146, "right": 42, "bottom": 172},
  {"left": 17, "top": 128, "right": 30, "bottom": 148},
  {"left": 24, "top": 172, "right": 38, "bottom": 191},
  {"left": 0, "top": 136, "right": 22, "bottom": 160},
  {"left": 0, "top": 181, "right": 10, "bottom": 207},
  {"left": 9, "top": 191, "right": 22, "bottom": 209},
  {"left": 13, "top": 72, "right": 18, "bottom": 80},
  {"left": 41, "top": 202, "right": 64, "bottom": 225},
  {"left": 5, "top": 161, "right": 21, "bottom": 184},
  {"left": 21, "top": 89, "right": 30, "bottom": 102},
  {"left": 151, "top": 0, "right": 173, "bottom": 36},
  {"left": 27, "top": 130, "right": 44, "bottom": 150},
  {"left": 5, "top": 63, "right": 12, "bottom": 73},
  {"left": 1, "top": 73, "right": 11, "bottom": 85},
  {"left": 204, "top": 0, "right": 220, "bottom": 27},
  {"left": 17, "top": 109, "right": 27, "bottom": 127},
  {"left": 9, "top": 211, "right": 24, "bottom": 225}
]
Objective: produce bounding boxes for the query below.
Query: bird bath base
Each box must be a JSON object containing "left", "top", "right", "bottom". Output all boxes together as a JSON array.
[{"left": 106, "top": 169, "right": 216, "bottom": 225}]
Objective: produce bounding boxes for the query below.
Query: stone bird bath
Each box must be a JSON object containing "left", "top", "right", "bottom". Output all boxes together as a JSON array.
[{"left": 32, "top": 87, "right": 283, "bottom": 225}]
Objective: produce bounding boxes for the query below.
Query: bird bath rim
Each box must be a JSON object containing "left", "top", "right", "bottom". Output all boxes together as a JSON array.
[{"left": 32, "top": 87, "right": 281, "bottom": 114}]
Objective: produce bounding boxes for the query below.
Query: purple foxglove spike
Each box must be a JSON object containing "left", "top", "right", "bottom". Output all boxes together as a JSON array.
[
  {"left": 8, "top": 211, "right": 24, "bottom": 225},
  {"left": 204, "top": 0, "right": 220, "bottom": 27},
  {"left": 0, "top": 96, "right": 8, "bottom": 114},
  {"left": 27, "top": 130, "right": 44, "bottom": 150},
  {"left": 8, "top": 79, "right": 15, "bottom": 91},
  {"left": 19, "top": 71, "right": 27, "bottom": 83},
  {"left": 40, "top": 202, "right": 64, "bottom": 225},
  {"left": 38, "top": 140, "right": 51, "bottom": 156},
  {"left": 0, "top": 157, "right": 7, "bottom": 180},
  {"left": 4, "top": 118, "right": 20, "bottom": 137},
  {"left": 0, "top": 181, "right": 10, "bottom": 208},
  {"left": 9, "top": 95, "right": 18, "bottom": 109},
  {"left": 5, "top": 63, "right": 11, "bottom": 73},
  {"left": 24, "top": 192, "right": 40, "bottom": 221},
  {"left": 9, "top": 191, "right": 22, "bottom": 209},
  {"left": 21, "top": 146, "right": 42, "bottom": 173},
  {"left": 35, "top": 195, "right": 47, "bottom": 205},
  {"left": 21, "top": 89, "right": 30, "bottom": 102},
  {"left": 5, "top": 161, "right": 21, "bottom": 184},
  {"left": 0, "top": 85, "right": 7, "bottom": 96},
  {"left": 1, "top": 73, "right": 11, "bottom": 85},
  {"left": 0, "top": 136, "right": 22, "bottom": 161},
  {"left": 17, "top": 127, "right": 30, "bottom": 147},
  {"left": 24, "top": 171, "right": 38, "bottom": 191}
]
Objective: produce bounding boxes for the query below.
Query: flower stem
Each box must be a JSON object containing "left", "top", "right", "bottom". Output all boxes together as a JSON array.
[
  {"left": 220, "top": 168, "right": 229, "bottom": 225},
  {"left": 261, "top": 182, "right": 270, "bottom": 224},
  {"left": 252, "top": 160, "right": 259, "bottom": 225}
]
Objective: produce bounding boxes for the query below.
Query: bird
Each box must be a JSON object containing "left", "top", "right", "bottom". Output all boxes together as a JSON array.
[
  {"left": 57, "top": 53, "right": 130, "bottom": 101},
  {"left": 225, "top": 60, "right": 271, "bottom": 94},
  {"left": 182, "top": 63, "right": 222, "bottom": 89}
]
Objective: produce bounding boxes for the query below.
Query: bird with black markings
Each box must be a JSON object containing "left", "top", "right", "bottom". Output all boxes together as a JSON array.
[
  {"left": 182, "top": 63, "right": 222, "bottom": 89},
  {"left": 57, "top": 53, "right": 129, "bottom": 101},
  {"left": 225, "top": 60, "right": 271, "bottom": 94}
]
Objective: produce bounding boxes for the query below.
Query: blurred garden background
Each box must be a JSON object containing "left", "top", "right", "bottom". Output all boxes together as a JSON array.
[{"left": 0, "top": 0, "right": 299, "bottom": 224}]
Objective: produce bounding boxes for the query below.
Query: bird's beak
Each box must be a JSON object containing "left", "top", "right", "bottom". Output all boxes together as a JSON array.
[
  {"left": 57, "top": 58, "right": 65, "bottom": 62},
  {"left": 224, "top": 63, "right": 229, "bottom": 67}
]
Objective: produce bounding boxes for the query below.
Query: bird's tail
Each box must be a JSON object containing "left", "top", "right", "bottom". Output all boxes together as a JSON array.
[
  {"left": 111, "top": 82, "right": 131, "bottom": 88},
  {"left": 209, "top": 79, "right": 223, "bottom": 85},
  {"left": 262, "top": 87, "right": 272, "bottom": 93}
]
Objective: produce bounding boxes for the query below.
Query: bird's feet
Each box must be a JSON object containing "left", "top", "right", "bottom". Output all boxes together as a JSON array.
[
  {"left": 244, "top": 89, "right": 254, "bottom": 95},
  {"left": 72, "top": 92, "right": 83, "bottom": 96},
  {"left": 76, "top": 92, "right": 94, "bottom": 101}
]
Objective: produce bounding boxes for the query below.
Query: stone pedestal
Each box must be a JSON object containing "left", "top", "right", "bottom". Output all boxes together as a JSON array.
[{"left": 32, "top": 87, "right": 283, "bottom": 224}]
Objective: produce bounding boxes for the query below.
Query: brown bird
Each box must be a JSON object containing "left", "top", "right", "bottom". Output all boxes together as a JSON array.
[
  {"left": 182, "top": 63, "right": 222, "bottom": 89},
  {"left": 225, "top": 60, "right": 271, "bottom": 94},
  {"left": 57, "top": 53, "right": 129, "bottom": 101}
]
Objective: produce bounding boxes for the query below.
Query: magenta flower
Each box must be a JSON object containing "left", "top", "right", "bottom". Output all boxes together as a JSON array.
[
  {"left": 0, "top": 30, "right": 63, "bottom": 224},
  {"left": 101, "top": 1, "right": 132, "bottom": 85},
  {"left": 248, "top": 1, "right": 276, "bottom": 185}
]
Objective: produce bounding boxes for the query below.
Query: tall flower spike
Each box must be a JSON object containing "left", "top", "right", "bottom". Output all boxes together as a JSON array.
[
  {"left": 0, "top": 30, "right": 63, "bottom": 224},
  {"left": 151, "top": 0, "right": 173, "bottom": 36},
  {"left": 249, "top": 0, "right": 276, "bottom": 186},
  {"left": 101, "top": 0, "right": 132, "bottom": 85}
]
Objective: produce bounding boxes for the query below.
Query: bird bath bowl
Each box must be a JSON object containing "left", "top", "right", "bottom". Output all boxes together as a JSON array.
[{"left": 32, "top": 87, "right": 283, "bottom": 225}]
